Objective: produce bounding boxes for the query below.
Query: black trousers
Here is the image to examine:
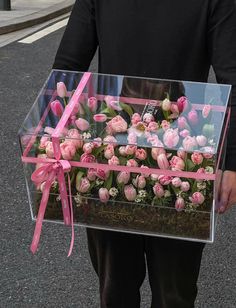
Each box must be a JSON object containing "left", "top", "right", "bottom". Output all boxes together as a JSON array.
[{"left": 87, "top": 229, "right": 205, "bottom": 308}]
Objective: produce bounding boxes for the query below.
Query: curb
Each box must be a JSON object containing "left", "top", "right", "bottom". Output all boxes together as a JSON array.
[{"left": 0, "top": 0, "right": 74, "bottom": 35}]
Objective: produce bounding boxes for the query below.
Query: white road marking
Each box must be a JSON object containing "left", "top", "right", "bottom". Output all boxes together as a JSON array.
[{"left": 18, "top": 18, "right": 69, "bottom": 44}]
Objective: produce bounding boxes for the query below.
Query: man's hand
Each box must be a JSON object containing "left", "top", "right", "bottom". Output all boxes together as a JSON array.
[{"left": 218, "top": 170, "right": 236, "bottom": 213}]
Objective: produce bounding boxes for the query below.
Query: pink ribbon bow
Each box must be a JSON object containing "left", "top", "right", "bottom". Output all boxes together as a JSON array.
[{"left": 31, "top": 159, "right": 74, "bottom": 257}]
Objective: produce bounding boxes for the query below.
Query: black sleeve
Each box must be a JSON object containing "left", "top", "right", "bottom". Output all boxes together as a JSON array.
[
  {"left": 53, "top": 0, "right": 98, "bottom": 71},
  {"left": 207, "top": 0, "right": 236, "bottom": 171}
]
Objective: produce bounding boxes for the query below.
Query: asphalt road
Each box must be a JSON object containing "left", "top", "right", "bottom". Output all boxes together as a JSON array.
[{"left": 0, "top": 24, "right": 235, "bottom": 308}]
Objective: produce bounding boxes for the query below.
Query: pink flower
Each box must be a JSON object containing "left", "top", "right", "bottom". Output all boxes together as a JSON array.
[
  {"left": 99, "top": 188, "right": 110, "bottom": 203},
  {"left": 177, "top": 150, "right": 187, "bottom": 160},
  {"left": 162, "top": 99, "right": 171, "bottom": 111},
  {"left": 127, "top": 159, "right": 138, "bottom": 167},
  {"left": 202, "top": 105, "right": 211, "bottom": 118},
  {"left": 191, "top": 152, "right": 204, "bottom": 165},
  {"left": 151, "top": 174, "right": 159, "bottom": 181},
  {"left": 187, "top": 109, "right": 199, "bottom": 125},
  {"left": 161, "top": 120, "right": 171, "bottom": 131},
  {"left": 180, "top": 181, "right": 190, "bottom": 192},
  {"left": 39, "top": 135, "right": 50, "bottom": 149},
  {"left": 131, "top": 113, "right": 141, "bottom": 125},
  {"left": 147, "top": 121, "right": 159, "bottom": 132},
  {"left": 143, "top": 113, "right": 154, "bottom": 124},
  {"left": 177, "top": 96, "right": 189, "bottom": 113},
  {"left": 158, "top": 175, "right": 172, "bottom": 185},
  {"left": 147, "top": 134, "right": 161, "bottom": 147},
  {"left": 125, "top": 145, "right": 137, "bottom": 155},
  {"left": 189, "top": 192, "right": 205, "bottom": 205},
  {"left": 175, "top": 197, "right": 185, "bottom": 211},
  {"left": 127, "top": 132, "right": 137, "bottom": 145},
  {"left": 93, "top": 113, "right": 107, "bottom": 122},
  {"left": 135, "top": 149, "right": 147, "bottom": 160},
  {"left": 153, "top": 183, "right": 165, "bottom": 197},
  {"left": 170, "top": 156, "right": 185, "bottom": 171},
  {"left": 133, "top": 175, "right": 146, "bottom": 189},
  {"left": 196, "top": 135, "right": 207, "bottom": 147},
  {"left": 202, "top": 147, "right": 214, "bottom": 159},
  {"left": 124, "top": 185, "right": 137, "bottom": 201},
  {"left": 108, "top": 155, "right": 120, "bottom": 165},
  {"left": 170, "top": 103, "right": 179, "bottom": 115},
  {"left": 197, "top": 168, "right": 205, "bottom": 174},
  {"left": 75, "top": 118, "right": 90, "bottom": 131},
  {"left": 60, "top": 141, "right": 76, "bottom": 160},
  {"left": 179, "top": 129, "right": 190, "bottom": 138},
  {"left": 103, "top": 135, "right": 117, "bottom": 146},
  {"left": 88, "top": 97, "right": 97, "bottom": 112},
  {"left": 104, "top": 95, "right": 122, "bottom": 111},
  {"left": 119, "top": 146, "right": 127, "bottom": 156},
  {"left": 57, "top": 82, "right": 67, "bottom": 98},
  {"left": 117, "top": 172, "right": 130, "bottom": 184},
  {"left": 67, "top": 129, "right": 83, "bottom": 149},
  {"left": 93, "top": 137, "right": 102, "bottom": 148},
  {"left": 104, "top": 144, "right": 115, "bottom": 159},
  {"left": 182, "top": 136, "right": 198, "bottom": 151},
  {"left": 106, "top": 115, "right": 128, "bottom": 133},
  {"left": 163, "top": 128, "right": 180, "bottom": 148},
  {"left": 83, "top": 142, "right": 94, "bottom": 154},
  {"left": 172, "top": 177, "right": 182, "bottom": 187},
  {"left": 80, "top": 153, "right": 96, "bottom": 163},
  {"left": 87, "top": 168, "right": 97, "bottom": 181},
  {"left": 45, "top": 142, "right": 54, "bottom": 158},
  {"left": 50, "top": 100, "right": 64, "bottom": 117},
  {"left": 177, "top": 116, "right": 188, "bottom": 130},
  {"left": 96, "top": 169, "right": 110, "bottom": 180},
  {"left": 151, "top": 148, "right": 166, "bottom": 160},
  {"left": 157, "top": 153, "right": 170, "bottom": 169},
  {"left": 76, "top": 177, "right": 90, "bottom": 193}
]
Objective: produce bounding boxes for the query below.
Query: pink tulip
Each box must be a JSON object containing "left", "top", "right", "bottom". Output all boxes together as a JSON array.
[
  {"left": 103, "top": 135, "right": 117, "bottom": 146},
  {"left": 45, "top": 141, "right": 54, "bottom": 158},
  {"left": 143, "top": 113, "right": 154, "bottom": 124},
  {"left": 177, "top": 116, "right": 188, "bottom": 130},
  {"left": 163, "top": 128, "right": 180, "bottom": 148},
  {"left": 196, "top": 135, "right": 207, "bottom": 147},
  {"left": 170, "top": 156, "right": 185, "bottom": 171},
  {"left": 172, "top": 177, "right": 182, "bottom": 187},
  {"left": 99, "top": 188, "right": 110, "bottom": 203},
  {"left": 202, "top": 105, "right": 211, "bottom": 118},
  {"left": 189, "top": 192, "right": 205, "bottom": 205},
  {"left": 197, "top": 168, "right": 205, "bottom": 174},
  {"left": 127, "top": 132, "right": 137, "bottom": 145},
  {"left": 180, "top": 181, "right": 190, "bottom": 192},
  {"left": 158, "top": 175, "right": 172, "bottom": 185},
  {"left": 140, "top": 165, "right": 150, "bottom": 178},
  {"left": 75, "top": 118, "right": 90, "bottom": 131},
  {"left": 60, "top": 141, "right": 76, "bottom": 160},
  {"left": 153, "top": 183, "right": 165, "bottom": 197},
  {"left": 88, "top": 97, "right": 98, "bottom": 112},
  {"left": 105, "top": 95, "right": 122, "bottom": 111},
  {"left": 177, "top": 96, "right": 189, "bottom": 113},
  {"left": 87, "top": 168, "right": 97, "bottom": 181},
  {"left": 182, "top": 136, "right": 198, "bottom": 151},
  {"left": 202, "top": 146, "right": 214, "bottom": 159},
  {"left": 131, "top": 113, "right": 141, "bottom": 125},
  {"left": 127, "top": 159, "right": 138, "bottom": 167},
  {"left": 151, "top": 174, "right": 159, "bottom": 181},
  {"left": 191, "top": 152, "right": 203, "bottom": 165},
  {"left": 67, "top": 129, "right": 83, "bottom": 149},
  {"left": 125, "top": 145, "right": 137, "bottom": 155},
  {"left": 104, "top": 144, "right": 115, "bottom": 159},
  {"left": 106, "top": 115, "right": 128, "bottom": 133},
  {"left": 83, "top": 142, "right": 94, "bottom": 154},
  {"left": 93, "top": 137, "right": 102, "bottom": 148},
  {"left": 108, "top": 155, "right": 120, "bottom": 165},
  {"left": 117, "top": 172, "right": 130, "bottom": 184},
  {"left": 135, "top": 149, "right": 147, "bottom": 160},
  {"left": 124, "top": 185, "right": 137, "bottom": 201},
  {"left": 175, "top": 197, "right": 185, "bottom": 211},
  {"left": 177, "top": 150, "right": 187, "bottom": 160},
  {"left": 93, "top": 114, "right": 107, "bottom": 122},
  {"left": 170, "top": 103, "right": 179, "bottom": 115},
  {"left": 57, "top": 82, "right": 67, "bottom": 98},
  {"left": 80, "top": 153, "right": 96, "bottom": 163},
  {"left": 179, "top": 129, "right": 190, "bottom": 138},
  {"left": 76, "top": 177, "right": 90, "bottom": 193},
  {"left": 133, "top": 175, "right": 146, "bottom": 189},
  {"left": 157, "top": 153, "right": 170, "bottom": 169},
  {"left": 50, "top": 100, "right": 64, "bottom": 117},
  {"left": 119, "top": 146, "right": 127, "bottom": 156},
  {"left": 39, "top": 135, "right": 50, "bottom": 149},
  {"left": 147, "top": 121, "right": 159, "bottom": 132},
  {"left": 161, "top": 120, "right": 171, "bottom": 131},
  {"left": 187, "top": 109, "right": 199, "bottom": 125},
  {"left": 162, "top": 99, "right": 171, "bottom": 111},
  {"left": 151, "top": 148, "right": 166, "bottom": 160},
  {"left": 96, "top": 169, "right": 110, "bottom": 180}
]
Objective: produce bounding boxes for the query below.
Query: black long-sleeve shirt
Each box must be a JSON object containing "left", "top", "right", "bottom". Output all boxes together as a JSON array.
[{"left": 53, "top": 0, "right": 236, "bottom": 170}]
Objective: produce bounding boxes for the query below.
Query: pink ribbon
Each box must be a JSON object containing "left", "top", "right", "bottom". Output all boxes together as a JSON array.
[{"left": 30, "top": 160, "right": 74, "bottom": 257}]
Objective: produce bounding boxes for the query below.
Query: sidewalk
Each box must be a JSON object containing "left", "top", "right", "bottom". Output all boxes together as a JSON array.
[{"left": 0, "top": 0, "right": 74, "bottom": 35}]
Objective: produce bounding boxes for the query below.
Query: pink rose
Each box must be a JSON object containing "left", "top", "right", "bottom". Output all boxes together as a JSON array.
[
  {"left": 131, "top": 113, "right": 141, "bottom": 125},
  {"left": 60, "top": 141, "right": 76, "bottom": 160},
  {"left": 127, "top": 159, "right": 138, "bottom": 167},
  {"left": 108, "top": 155, "right": 120, "bottom": 165},
  {"left": 75, "top": 118, "right": 90, "bottom": 131},
  {"left": 180, "top": 181, "right": 190, "bottom": 192},
  {"left": 103, "top": 135, "right": 117, "bottom": 146},
  {"left": 187, "top": 109, "right": 199, "bottom": 126},
  {"left": 80, "top": 153, "right": 96, "bottom": 163},
  {"left": 163, "top": 128, "right": 180, "bottom": 148},
  {"left": 87, "top": 168, "right": 97, "bottom": 181},
  {"left": 170, "top": 156, "right": 185, "bottom": 171},
  {"left": 177, "top": 150, "right": 187, "bottom": 160},
  {"left": 196, "top": 135, "right": 207, "bottom": 147},
  {"left": 67, "top": 129, "right": 83, "bottom": 149},
  {"left": 157, "top": 154, "right": 170, "bottom": 170},
  {"left": 177, "top": 96, "right": 189, "bottom": 113},
  {"left": 99, "top": 188, "right": 110, "bottom": 203},
  {"left": 191, "top": 152, "right": 204, "bottom": 165},
  {"left": 83, "top": 142, "right": 94, "bottom": 154},
  {"left": 57, "top": 82, "right": 67, "bottom": 98},
  {"left": 106, "top": 115, "right": 128, "bottom": 133},
  {"left": 189, "top": 192, "right": 205, "bottom": 205},
  {"left": 88, "top": 97, "right": 97, "bottom": 112},
  {"left": 93, "top": 114, "right": 107, "bottom": 122},
  {"left": 147, "top": 121, "right": 159, "bottom": 132},
  {"left": 76, "top": 177, "right": 90, "bottom": 193},
  {"left": 119, "top": 146, "right": 127, "bottom": 156},
  {"left": 125, "top": 145, "right": 137, "bottom": 155},
  {"left": 96, "top": 169, "right": 110, "bottom": 180},
  {"left": 143, "top": 113, "right": 154, "bottom": 124},
  {"left": 177, "top": 116, "right": 188, "bottom": 130},
  {"left": 135, "top": 149, "right": 147, "bottom": 160},
  {"left": 162, "top": 99, "right": 171, "bottom": 111},
  {"left": 161, "top": 120, "right": 171, "bottom": 131},
  {"left": 151, "top": 148, "right": 166, "bottom": 160},
  {"left": 153, "top": 183, "right": 165, "bottom": 197},
  {"left": 127, "top": 132, "right": 137, "bottom": 145},
  {"left": 124, "top": 185, "right": 137, "bottom": 201},
  {"left": 117, "top": 172, "right": 130, "bottom": 184},
  {"left": 45, "top": 142, "right": 54, "bottom": 158},
  {"left": 202, "top": 105, "right": 211, "bottom": 118},
  {"left": 175, "top": 197, "right": 185, "bottom": 211},
  {"left": 158, "top": 175, "right": 172, "bottom": 185},
  {"left": 171, "top": 177, "right": 182, "bottom": 187},
  {"left": 50, "top": 100, "right": 64, "bottom": 117},
  {"left": 104, "top": 144, "right": 115, "bottom": 159},
  {"left": 182, "top": 136, "right": 198, "bottom": 151}
]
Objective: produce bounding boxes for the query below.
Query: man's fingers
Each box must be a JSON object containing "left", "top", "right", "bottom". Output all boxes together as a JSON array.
[{"left": 219, "top": 188, "right": 230, "bottom": 213}]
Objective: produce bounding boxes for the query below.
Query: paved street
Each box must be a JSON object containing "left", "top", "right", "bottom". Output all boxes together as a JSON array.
[{"left": 0, "top": 20, "right": 235, "bottom": 308}]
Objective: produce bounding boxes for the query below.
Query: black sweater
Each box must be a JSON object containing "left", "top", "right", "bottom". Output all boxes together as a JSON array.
[{"left": 53, "top": 0, "right": 236, "bottom": 170}]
